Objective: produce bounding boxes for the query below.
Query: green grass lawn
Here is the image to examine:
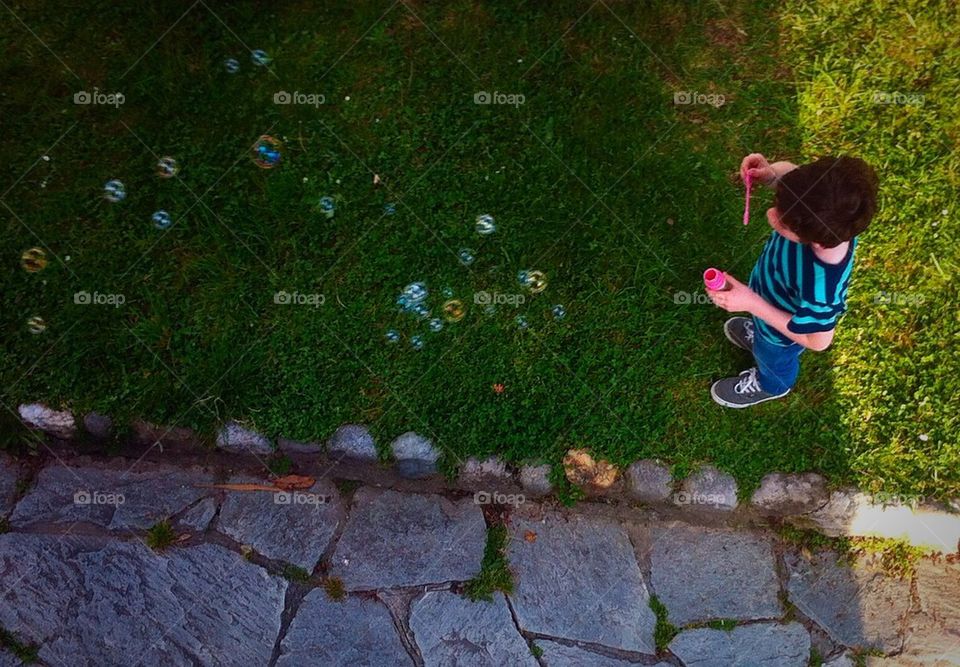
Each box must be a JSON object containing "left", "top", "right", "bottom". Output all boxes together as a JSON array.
[{"left": 1, "top": 0, "right": 957, "bottom": 499}]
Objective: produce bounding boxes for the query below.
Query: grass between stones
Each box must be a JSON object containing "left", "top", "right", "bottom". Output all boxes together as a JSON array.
[
  {"left": 778, "top": 525, "right": 928, "bottom": 578},
  {"left": 464, "top": 523, "right": 514, "bottom": 602},
  {"left": 145, "top": 521, "right": 177, "bottom": 551},
  {"left": 0, "top": 0, "right": 956, "bottom": 500},
  {"left": 648, "top": 594, "right": 679, "bottom": 652},
  {"left": 0, "top": 627, "right": 39, "bottom": 664}
]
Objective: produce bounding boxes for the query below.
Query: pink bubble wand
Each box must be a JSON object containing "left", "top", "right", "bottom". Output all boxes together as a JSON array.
[{"left": 742, "top": 170, "right": 752, "bottom": 225}]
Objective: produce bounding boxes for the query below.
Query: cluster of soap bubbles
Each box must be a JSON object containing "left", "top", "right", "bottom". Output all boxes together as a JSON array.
[
  {"left": 20, "top": 248, "right": 48, "bottom": 334},
  {"left": 102, "top": 156, "right": 181, "bottom": 231},
  {"left": 224, "top": 49, "right": 271, "bottom": 74},
  {"left": 388, "top": 281, "right": 469, "bottom": 350}
]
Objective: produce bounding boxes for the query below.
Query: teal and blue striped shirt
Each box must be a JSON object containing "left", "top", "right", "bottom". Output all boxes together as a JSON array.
[{"left": 748, "top": 232, "right": 856, "bottom": 346}]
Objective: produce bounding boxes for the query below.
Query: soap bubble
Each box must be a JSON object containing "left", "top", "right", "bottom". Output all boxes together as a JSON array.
[
  {"left": 104, "top": 179, "right": 126, "bottom": 202},
  {"left": 318, "top": 196, "right": 335, "bottom": 219},
  {"left": 20, "top": 247, "right": 48, "bottom": 273},
  {"left": 385, "top": 329, "right": 400, "bottom": 343},
  {"left": 442, "top": 299, "right": 465, "bottom": 322},
  {"left": 412, "top": 303, "right": 430, "bottom": 319},
  {"left": 396, "top": 294, "right": 413, "bottom": 312},
  {"left": 428, "top": 318, "right": 443, "bottom": 332},
  {"left": 551, "top": 304, "right": 566, "bottom": 320},
  {"left": 475, "top": 214, "right": 496, "bottom": 235},
  {"left": 383, "top": 202, "right": 396, "bottom": 216},
  {"left": 518, "top": 269, "right": 547, "bottom": 294},
  {"left": 224, "top": 57, "right": 240, "bottom": 73},
  {"left": 458, "top": 248, "right": 475, "bottom": 266},
  {"left": 515, "top": 315, "right": 529, "bottom": 329},
  {"left": 156, "top": 156, "right": 178, "bottom": 179},
  {"left": 152, "top": 210, "right": 173, "bottom": 230},
  {"left": 251, "top": 49, "right": 271, "bottom": 66},
  {"left": 441, "top": 287, "right": 454, "bottom": 299},
  {"left": 403, "top": 282, "right": 428, "bottom": 304},
  {"left": 410, "top": 335, "right": 424, "bottom": 351},
  {"left": 483, "top": 304, "right": 496, "bottom": 317},
  {"left": 27, "top": 316, "right": 46, "bottom": 334},
  {"left": 251, "top": 135, "right": 282, "bottom": 169}
]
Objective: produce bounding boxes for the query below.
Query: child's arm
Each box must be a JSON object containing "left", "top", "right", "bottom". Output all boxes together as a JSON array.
[
  {"left": 707, "top": 274, "right": 835, "bottom": 351},
  {"left": 741, "top": 154, "right": 798, "bottom": 185}
]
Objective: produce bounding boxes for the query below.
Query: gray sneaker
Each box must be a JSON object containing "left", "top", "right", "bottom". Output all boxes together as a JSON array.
[
  {"left": 723, "top": 316, "right": 754, "bottom": 352},
  {"left": 710, "top": 367, "right": 790, "bottom": 408}
]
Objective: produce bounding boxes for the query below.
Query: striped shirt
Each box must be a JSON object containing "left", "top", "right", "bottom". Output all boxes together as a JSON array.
[{"left": 748, "top": 231, "right": 856, "bottom": 346}]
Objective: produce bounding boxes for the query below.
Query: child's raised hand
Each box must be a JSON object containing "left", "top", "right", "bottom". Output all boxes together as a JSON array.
[
  {"left": 707, "top": 273, "right": 759, "bottom": 314},
  {"left": 740, "top": 153, "right": 776, "bottom": 185}
]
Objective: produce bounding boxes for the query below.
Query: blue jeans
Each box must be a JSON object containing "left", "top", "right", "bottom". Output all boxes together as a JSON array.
[{"left": 752, "top": 322, "right": 804, "bottom": 394}]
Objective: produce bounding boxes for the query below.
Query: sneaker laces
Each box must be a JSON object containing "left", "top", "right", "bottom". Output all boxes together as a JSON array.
[
  {"left": 743, "top": 320, "right": 754, "bottom": 344},
  {"left": 734, "top": 368, "right": 763, "bottom": 395}
]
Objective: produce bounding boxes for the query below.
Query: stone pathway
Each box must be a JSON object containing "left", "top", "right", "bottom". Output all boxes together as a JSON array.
[{"left": 0, "top": 453, "right": 958, "bottom": 666}]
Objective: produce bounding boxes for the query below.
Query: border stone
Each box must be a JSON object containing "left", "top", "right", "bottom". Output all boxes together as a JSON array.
[
  {"left": 329, "top": 488, "right": 485, "bottom": 590},
  {"left": 678, "top": 465, "right": 738, "bottom": 511},
  {"left": 217, "top": 476, "right": 342, "bottom": 570},
  {"left": 649, "top": 524, "right": 781, "bottom": 625},
  {"left": 458, "top": 456, "right": 512, "bottom": 488},
  {"left": 801, "top": 489, "right": 960, "bottom": 552},
  {"left": 18, "top": 403, "right": 75, "bottom": 439},
  {"left": 784, "top": 550, "right": 911, "bottom": 653},
  {"left": 519, "top": 464, "right": 553, "bottom": 496},
  {"left": 669, "top": 622, "right": 810, "bottom": 667},
  {"left": 751, "top": 472, "right": 828, "bottom": 515},
  {"left": 82, "top": 412, "right": 113, "bottom": 440},
  {"left": 0, "top": 535, "right": 286, "bottom": 666},
  {"left": 390, "top": 432, "right": 439, "bottom": 479},
  {"left": 216, "top": 421, "right": 273, "bottom": 455},
  {"left": 507, "top": 512, "right": 657, "bottom": 654},
  {"left": 328, "top": 424, "right": 377, "bottom": 462},
  {"left": 9, "top": 463, "right": 214, "bottom": 531},
  {"left": 625, "top": 459, "right": 673, "bottom": 503},
  {"left": 410, "top": 591, "right": 536, "bottom": 667},
  {"left": 277, "top": 591, "right": 412, "bottom": 666}
]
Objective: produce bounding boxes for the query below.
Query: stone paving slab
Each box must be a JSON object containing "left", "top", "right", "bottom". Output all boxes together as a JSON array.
[
  {"left": 330, "top": 488, "right": 486, "bottom": 590},
  {"left": 536, "top": 639, "right": 672, "bottom": 666},
  {"left": 784, "top": 550, "right": 911, "bottom": 653},
  {"left": 277, "top": 590, "right": 412, "bottom": 666},
  {"left": 0, "top": 650, "right": 18, "bottom": 667},
  {"left": 9, "top": 463, "right": 214, "bottom": 531},
  {"left": 216, "top": 476, "right": 343, "bottom": 570},
  {"left": 649, "top": 524, "right": 782, "bottom": 625},
  {"left": 669, "top": 622, "right": 810, "bottom": 667},
  {"left": 882, "top": 558, "right": 960, "bottom": 666},
  {"left": 0, "top": 534, "right": 286, "bottom": 666},
  {"left": 410, "top": 591, "right": 536, "bottom": 667},
  {"left": 507, "top": 511, "right": 657, "bottom": 654}
]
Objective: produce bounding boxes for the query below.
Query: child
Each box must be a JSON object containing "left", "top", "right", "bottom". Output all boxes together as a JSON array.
[{"left": 707, "top": 153, "right": 878, "bottom": 408}]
